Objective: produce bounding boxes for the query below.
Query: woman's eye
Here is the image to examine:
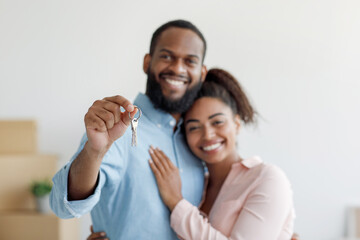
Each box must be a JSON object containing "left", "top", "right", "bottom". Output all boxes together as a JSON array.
[
  {"left": 213, "top": 121, "right": 224, "bottom": 126},
  {"left": 188, "top": 126, "right": 199, "bottom": 132}
]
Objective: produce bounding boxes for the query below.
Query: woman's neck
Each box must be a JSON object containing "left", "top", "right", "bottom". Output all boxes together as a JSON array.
[{"left": 206, "top": 151, "right": 241, "bottom": 189}]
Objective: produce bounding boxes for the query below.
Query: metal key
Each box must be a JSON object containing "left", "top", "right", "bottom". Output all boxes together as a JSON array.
[
  {"left": 129, "top": 106, "right": 142, "bottom": 147},
  {"left": 130, "top": 118, "right": 138, "bottom": 146}
]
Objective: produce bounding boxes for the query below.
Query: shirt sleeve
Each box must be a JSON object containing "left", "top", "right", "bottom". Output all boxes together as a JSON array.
[
  {"left": 50, "top": 133, "right": 128, "bottom": 219},
  {"left": 170, "top": 165, "right": 294, "bottom": 240}
]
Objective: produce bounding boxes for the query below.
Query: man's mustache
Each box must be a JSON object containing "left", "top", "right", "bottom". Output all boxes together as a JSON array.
[{"left": 159, "top": 71, "right": 190, "bottom": 82}]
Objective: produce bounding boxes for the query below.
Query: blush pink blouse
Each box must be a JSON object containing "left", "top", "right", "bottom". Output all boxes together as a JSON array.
[{"left": 170, "top": 156, "right": 295, "bottom": 240}]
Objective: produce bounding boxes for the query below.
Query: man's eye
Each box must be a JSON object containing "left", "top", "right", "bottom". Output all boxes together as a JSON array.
[
  {"left": 186, "top": 59, "right": 197, "bottom": 65},
  {"left": 160, "top": 55, "right": 171, "bottom": 60}
]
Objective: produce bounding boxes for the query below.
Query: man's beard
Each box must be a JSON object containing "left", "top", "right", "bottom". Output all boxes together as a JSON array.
[{"left": 145, "top": 70, "right": 202, "bottom": 114}]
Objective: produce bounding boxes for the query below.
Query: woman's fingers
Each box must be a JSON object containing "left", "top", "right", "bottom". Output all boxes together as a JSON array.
[
  {"left": 148, "top": 146, "right": 183, "bottom": 211},
  {"left": 149, "top": 158, "right": 161, "bottom": 179},
  {"left": 152, "top": 147, "right": 173, "bottom": 170},
  {"left": 156, "top": 148, "right": 176, "bottom": 169},
  {"left": 87, "top": 233, "right": 108, "bottom": 240},
  {"left": 149, "top": 146, "right": 166, "bottom": 174},
  {"left": 87, "top": 226, "right": 108, "bottom": 240},
  {"left": 149, "top": 147, "right": 180, "bottom": 184}
]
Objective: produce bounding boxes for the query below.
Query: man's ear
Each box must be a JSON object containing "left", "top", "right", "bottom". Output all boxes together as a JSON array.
[
  {"left": 234, "top": 114, "right": 241, "bottom": 134},
  {"left": 143, "top": 54, "right": 151, "bottom": 74},
  {"left": 200, "top": 65, "right": 208, "bottom": 82}
]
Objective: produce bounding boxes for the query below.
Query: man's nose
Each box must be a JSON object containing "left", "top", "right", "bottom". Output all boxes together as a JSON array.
[{"left": 169, "top": 58, "right": 186, "bottom": 75}]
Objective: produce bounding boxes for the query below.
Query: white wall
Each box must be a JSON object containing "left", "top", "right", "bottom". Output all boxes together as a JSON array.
[{"left": 1, "top": 0, "right": 359, "bottom": 239}]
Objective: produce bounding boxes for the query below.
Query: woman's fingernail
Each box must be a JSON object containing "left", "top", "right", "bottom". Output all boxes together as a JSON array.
[
  {"left": 149, "top": 148, "right": 153, "bottom": 154},
  {"left": 149, "top": 159, "right": 153, "bottom": 164},
  {"left": 100, "top": 232, "right": 106, "bottom": 236}
]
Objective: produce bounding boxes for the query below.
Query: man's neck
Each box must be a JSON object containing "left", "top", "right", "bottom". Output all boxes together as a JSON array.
[
  {"left": 170, "top": 113, "right": 181, "bottom": 132},
  {"left": 171, "top": 113, "right": 181, "bottom": 123}
]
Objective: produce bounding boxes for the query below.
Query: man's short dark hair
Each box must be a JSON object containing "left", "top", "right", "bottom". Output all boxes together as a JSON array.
[{"left": 149, "top": 19, "right": 207, "bottom": 60}]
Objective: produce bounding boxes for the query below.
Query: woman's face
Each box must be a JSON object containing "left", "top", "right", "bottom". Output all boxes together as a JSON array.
[{"left": 184, "top": 97, "right": 241, "bottom": 165}]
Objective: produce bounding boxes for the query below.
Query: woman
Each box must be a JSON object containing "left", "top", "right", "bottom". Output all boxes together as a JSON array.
[{"left": 88, "top": 68, "right": 296, "bottom": 240}]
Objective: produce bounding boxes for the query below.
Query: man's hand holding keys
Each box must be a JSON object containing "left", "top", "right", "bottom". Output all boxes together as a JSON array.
[
  {"left": 84, "top": 95, "right": 138, "bottom": 154},
  {"left": 68, "top": 95, "right": 138, "bottom": 201}
]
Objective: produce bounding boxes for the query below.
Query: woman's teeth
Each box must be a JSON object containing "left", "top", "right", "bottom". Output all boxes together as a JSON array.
[{"left": 202, "top": 143, "right": 221, "bottom": 151}]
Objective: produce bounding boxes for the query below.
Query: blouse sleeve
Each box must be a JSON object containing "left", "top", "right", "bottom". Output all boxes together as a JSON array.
[{"left": 170, "top": 165, "right": 294, "bottom": 240}]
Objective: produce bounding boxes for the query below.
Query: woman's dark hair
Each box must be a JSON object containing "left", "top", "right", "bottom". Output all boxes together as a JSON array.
[{"left": 196, "top": 68, "right": 256, "bottom": 124}]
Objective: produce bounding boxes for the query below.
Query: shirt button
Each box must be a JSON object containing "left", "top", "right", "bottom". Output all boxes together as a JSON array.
[
  {"left": 179, "top": 168, "right": 183, "bottom": 173},
  {"left": 169, "top": 120, "right": 176, "bottom": 127},
  {"left": 157, "top": 124, "right": 161, "bottom": 128}
]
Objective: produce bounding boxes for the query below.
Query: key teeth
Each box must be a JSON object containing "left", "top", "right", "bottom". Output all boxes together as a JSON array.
[
  {"left": 130, "top": 112, "right": 139, "bottom": 147},
  {"left": 131, "top": 132, "right": 137, "bottom": 147}
]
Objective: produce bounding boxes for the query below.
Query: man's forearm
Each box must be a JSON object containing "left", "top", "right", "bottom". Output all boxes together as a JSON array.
[{"left": 68, "top": 142, "right": 107, "bottom": 200}]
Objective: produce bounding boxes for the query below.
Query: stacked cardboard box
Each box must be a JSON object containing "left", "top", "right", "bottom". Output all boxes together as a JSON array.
[
  {"left": 0, "top": 120, "right": 79, "bottom": 240},
  {"left": 347, "top": 207, "right": 360, "bottom": 239}
]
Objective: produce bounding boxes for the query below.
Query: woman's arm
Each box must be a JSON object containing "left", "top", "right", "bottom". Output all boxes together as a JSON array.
[
  {"left": 170, "top": 166, "right": 294, "bottom": 240},
  {"left": 149, "top": 148, "right": 294, "bottom": 240},
  {"left": 226, "top": 166, "right": 294, "bottom": 240}
]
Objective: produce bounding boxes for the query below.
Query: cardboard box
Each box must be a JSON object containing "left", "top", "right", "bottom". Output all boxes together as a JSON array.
[
  {"left": 356, "top": 208, "right": 360, "bottom": 238},
  {"left": 347, "top": 207, "right": 360, "bottom": 238},
  {"left": 0, "top": 120, "right": 37, "bottom": 153},
  {"left": 0, "top": 154, "right": 57, "bottom": 211},
  {"left": 0, "top": 211, "right": 79, "bottom": 240}
]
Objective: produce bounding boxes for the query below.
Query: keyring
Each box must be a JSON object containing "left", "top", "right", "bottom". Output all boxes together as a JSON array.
[{"left": 129, "top": 106, "right": 142, "bottom": 121}]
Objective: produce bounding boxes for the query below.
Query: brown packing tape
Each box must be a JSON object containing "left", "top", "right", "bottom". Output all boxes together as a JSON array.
[
  {"left": 0, "top": 154, "right": 57, "bottom": 211},
  {"left": 0, "top": 120, "right": 37, "bottom": 154}
]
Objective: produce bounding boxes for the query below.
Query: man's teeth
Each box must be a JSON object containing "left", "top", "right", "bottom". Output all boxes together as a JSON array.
[
  {"left": 202, "top": 143, "right": 222, "bottom": 151},
  {"left": 166, "top": 79, "right": 185, "bottom": 86}
]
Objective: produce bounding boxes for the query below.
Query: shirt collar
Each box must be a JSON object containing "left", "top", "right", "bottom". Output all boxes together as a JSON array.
[
  {"left": 232, "top": 156, "right": 263, "bottom": 169},
  {"left": 134, "top": 93, "right": 183, "bottom": 129},
  {"left": 241, "top": 156, "right": 263, "bottom": 168}
]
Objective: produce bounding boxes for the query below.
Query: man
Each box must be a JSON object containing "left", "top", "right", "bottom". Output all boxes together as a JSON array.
[{"left": 50, "top": 19, "right": 208, "bottom": 239}]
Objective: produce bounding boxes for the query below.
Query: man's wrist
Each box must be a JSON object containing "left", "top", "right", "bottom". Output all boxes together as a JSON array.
[{"left": 83, "top": 142, "right": 109, "bottom": 162}]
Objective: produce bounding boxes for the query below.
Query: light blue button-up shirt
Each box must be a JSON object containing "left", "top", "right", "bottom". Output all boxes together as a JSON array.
[{"left": 50, "top": 93, "right": 205, "bottom": 239}]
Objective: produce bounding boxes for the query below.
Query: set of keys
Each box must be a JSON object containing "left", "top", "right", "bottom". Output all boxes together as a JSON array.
[{"left": 129, "top": 106, "right": 142, "bottom": 147}]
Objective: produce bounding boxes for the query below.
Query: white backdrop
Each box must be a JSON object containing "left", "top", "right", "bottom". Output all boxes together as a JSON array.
[{"left": 1, "top": 0, "right": 359, "bottom": 239}]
